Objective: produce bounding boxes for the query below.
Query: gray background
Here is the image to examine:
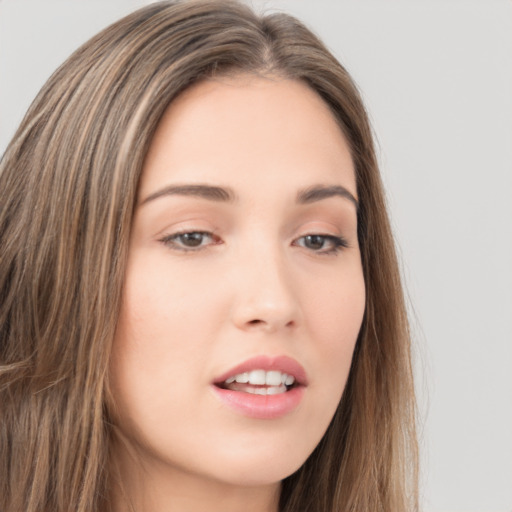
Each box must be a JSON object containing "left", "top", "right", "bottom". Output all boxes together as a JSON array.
[{"left": 1, "top": 1, "right": 510, "bottom": 510}]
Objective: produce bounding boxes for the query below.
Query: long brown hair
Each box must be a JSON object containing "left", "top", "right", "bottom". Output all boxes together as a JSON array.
[{"left": 0, "top": 1, "right": 418, "bottom": 510}]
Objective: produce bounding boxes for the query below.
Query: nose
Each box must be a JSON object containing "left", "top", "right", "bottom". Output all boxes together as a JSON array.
[{"left": 230, "top": 247, "right": 300, "bottom": 334}]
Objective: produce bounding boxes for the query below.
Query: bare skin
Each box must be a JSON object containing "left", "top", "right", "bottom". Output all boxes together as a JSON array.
[{"left": 110, "top": 75, "right": 365, "bottom": 512}]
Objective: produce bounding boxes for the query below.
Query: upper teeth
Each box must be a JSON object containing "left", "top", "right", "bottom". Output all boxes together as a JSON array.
[{"left": 224, "top": 370, "right": 295, "bottom": 386}]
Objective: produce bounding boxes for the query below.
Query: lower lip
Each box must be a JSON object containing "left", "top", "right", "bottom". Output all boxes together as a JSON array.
[{"left": 211, "top": 385, "right": 305, "bottom": 419}]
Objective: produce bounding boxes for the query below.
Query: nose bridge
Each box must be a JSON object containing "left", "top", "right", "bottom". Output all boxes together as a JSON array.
[{"left": 230, "top": 234, "right": 299, "bottom": 332}]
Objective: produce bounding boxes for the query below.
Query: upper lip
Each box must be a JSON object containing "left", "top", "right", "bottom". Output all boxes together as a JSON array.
[{"left": 213, "top": 355, "right": 308, "bottom": 386}]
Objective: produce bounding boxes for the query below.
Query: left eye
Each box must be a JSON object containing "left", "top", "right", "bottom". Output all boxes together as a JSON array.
[
  {"left": 159, "top": 231, "right": 218, "bottom": 250},
  {"left": 294, "top": 234, "right": 348, "bottom": 254}
]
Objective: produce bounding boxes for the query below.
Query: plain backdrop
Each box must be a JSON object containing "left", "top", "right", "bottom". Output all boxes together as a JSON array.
[{"left": 0, "top": 1, "right": 511, "bottom": 511}]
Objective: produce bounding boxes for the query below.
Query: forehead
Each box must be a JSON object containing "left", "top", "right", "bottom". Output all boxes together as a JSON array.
[{"left": 139, "top": 75, "right": 356, "bottom": 200}]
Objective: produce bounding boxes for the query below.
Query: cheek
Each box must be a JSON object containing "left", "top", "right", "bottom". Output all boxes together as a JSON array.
[
  {"left": 118, "top": 250, "right": 222, "bottom": 340},
  {"left": 109, "top": 261, "right": 199, "bottom": 412},
  {"left": 109, "top": 250, "right": 232, "bottom": 413},
  {"left": 301, "top": 264, "right": 365, "bottom": 397},
  {"left": 304, "top": 262, "right": 365, "bottom": 347}
]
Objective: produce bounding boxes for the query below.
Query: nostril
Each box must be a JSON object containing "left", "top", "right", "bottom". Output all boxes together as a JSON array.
[{"left": 244, "top": 318, "right": 296, "bottom": 329}]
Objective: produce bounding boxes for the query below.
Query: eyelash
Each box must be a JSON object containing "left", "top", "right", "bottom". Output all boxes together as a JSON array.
[
  {"left": 158, "top": 231, "right": 349, "bottom": 255},
  {"left": 293, "top": 234, "right": 349, "bottom": 255},
  {"left": 159, "top": 231, "right": 221, "bottom": 251}
]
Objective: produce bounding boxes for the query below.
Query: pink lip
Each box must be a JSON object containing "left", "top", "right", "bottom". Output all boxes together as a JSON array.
[{"left": 211, "top": 355, "right": 308, "bottom": 420}]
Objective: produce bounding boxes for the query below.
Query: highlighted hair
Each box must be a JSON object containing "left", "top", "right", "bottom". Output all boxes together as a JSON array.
[{"left": 0, "top": 1, "right": 418, "bottom": 510}]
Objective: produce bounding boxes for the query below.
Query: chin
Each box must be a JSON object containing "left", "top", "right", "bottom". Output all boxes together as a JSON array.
[
  {"left": 211, "top": 459, "right": 303, "bottom": 488},
  {"left": 195, "top": 436, "right": 315, "bottom": 487}
]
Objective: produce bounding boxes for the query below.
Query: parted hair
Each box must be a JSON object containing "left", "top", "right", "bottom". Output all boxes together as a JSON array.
[{"left": 0, "top": 1, "right": 418, "bottom": 511}]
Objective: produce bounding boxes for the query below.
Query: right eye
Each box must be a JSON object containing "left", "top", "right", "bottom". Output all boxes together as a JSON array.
[{"left": 159, "top": 231, "right": 220, "bottom": 251}]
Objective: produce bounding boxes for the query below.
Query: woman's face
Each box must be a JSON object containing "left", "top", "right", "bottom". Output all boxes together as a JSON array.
[{"left": 110, "top": 76, "right": 365, "bottom": 490}]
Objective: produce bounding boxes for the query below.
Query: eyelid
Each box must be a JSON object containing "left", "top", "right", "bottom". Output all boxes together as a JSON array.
[
  {"left": 158, "top": 230, "right": 221, "bottom": 252},
  {"left": 156, "top": 222, "right": 350, "bottom": 255},
  {"left": 292, "top": 233, "right": 349, "bottom": 255},
  {"left": 291, "top": 219, "right": 350, "bottom": 247}
]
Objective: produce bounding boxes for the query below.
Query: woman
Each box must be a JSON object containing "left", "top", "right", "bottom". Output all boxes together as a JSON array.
[{"left": 0, "top": 1, "right": 418, "bottom": 511}]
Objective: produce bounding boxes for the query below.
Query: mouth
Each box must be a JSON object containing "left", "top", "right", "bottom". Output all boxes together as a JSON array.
[
  {"left": 215, "top": 369, "right": 298, "bottom": 395},
  {"left": 211, "top": 355, "right": 307, "bottom": 419}
]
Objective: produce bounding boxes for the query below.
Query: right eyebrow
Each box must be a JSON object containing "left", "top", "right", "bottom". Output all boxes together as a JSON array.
[{"left": 140, "top": 184, "right": 237, "bottom": 206}]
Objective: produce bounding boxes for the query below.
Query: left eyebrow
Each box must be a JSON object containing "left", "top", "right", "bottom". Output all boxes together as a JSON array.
[{"left": 296, "top": 185, "right": 358, "bottom": 210}]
